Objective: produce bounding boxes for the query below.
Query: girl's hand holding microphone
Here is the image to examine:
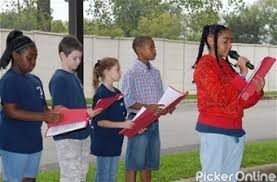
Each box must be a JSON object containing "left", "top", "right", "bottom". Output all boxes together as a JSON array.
[{"left": 237, "top": 56, "right": 250, "bottom": 77}]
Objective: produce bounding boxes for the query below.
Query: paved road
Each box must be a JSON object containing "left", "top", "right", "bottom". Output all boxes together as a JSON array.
[{"left": 0, "top": 100, "right": 276, "bottom": 172}]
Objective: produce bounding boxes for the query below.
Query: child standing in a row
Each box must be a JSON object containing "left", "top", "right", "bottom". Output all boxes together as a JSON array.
[
  {"left": 49, "top": 36, "right": 102, "bottom": 182},
  {"left": 122, "top": 36, "right": 173, "bottom": 182},
  {"left": 91, "top": 57, "right": 134, "bottom": 182},
  {"left": 0, "top": 30, "right": 62, "bottom": 182},
  {"left": 193, "top": 24, "right": 264, "bottom": 182}
]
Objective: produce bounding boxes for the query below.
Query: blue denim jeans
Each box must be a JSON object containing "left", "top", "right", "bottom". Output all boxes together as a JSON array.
[
  {"left": 198, "top": 132, "right": 245, "bottom": 182},
  {"left": 95, "top": 156, "right": 120, "bottom": 182},
  {"left": 125, "top": 113, "right": 161, "bottom": 171},
  {"left": 0, "top": 149, "right": 41, "bottom": 182}
]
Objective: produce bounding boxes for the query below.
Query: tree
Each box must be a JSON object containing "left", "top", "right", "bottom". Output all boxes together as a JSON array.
[
  {"left": 51, "top": 20, "right": 68, "bottom": 33},
  {"left": 224, "top": 7, "right": 265, "bottom": 44},
  {"left": 256, "top": 0, "right": 277, "bottom": 44},
  {"left": 0, "top": 0, "right": 52, "bottom": 31},
  {"left": 37, "top": 0, "right": 51, "bottom": 31},
  {"left": 86, "top": 0, "right": 245, "bottom": 40},
  {"left": 87, "top": 0, "right": 170, "bottom": 36},
  {"left": 0, "top": 0, "right": 38, "bottom": 30},
  {"left": 168, "top": 0, "right": 245, "bottom": 41},
  {"left": 184, "top": 10, "right": 220, "bottom": 41},
  {"left": 84, "top": 20, "right": 124, "bottom": 37},
  {"left": 131, "top": 13, "right": 183, "bottom": 39},
  {"left": 224, "top": 0, "right": 276, "bottom": 44}
]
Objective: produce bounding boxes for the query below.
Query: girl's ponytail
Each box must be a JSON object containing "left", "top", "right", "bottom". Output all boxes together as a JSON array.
[
  {"left": 0, "top": 30, "right": 35, "bottom": 70},
  {"left": 92, "top": 57, "right": 119, "bottom": 90},
  {"left": 93, "top": 60, "right": 101, "bottom": 90},
  {"left": 0, "top": 30, "right": 23, "bottom": 69}
]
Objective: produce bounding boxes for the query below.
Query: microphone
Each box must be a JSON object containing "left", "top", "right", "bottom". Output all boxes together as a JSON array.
[{"left": 229, "top": 50, "right": 255, "bottom": 70}]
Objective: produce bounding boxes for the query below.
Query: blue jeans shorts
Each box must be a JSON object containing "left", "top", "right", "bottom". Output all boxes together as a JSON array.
[
  {"left": 0, "top": 149, "right": 42, "bottom": 182},
  {"left": 125, "top": 113, "right": 161, "bottom": 171}
]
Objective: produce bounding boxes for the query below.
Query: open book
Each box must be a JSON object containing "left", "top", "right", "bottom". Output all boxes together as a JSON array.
[
  {"left": 120, "top": 86, "right": 188, "bottom": 138},
  {"left": 45, "top": 108, "right": 89, "bottom": 137},
  {"left": 240, "top": 57, "right": 276, "bottom": 100},
  {"left": 93, "top": 93, "right": 123, "bottom": 110}
]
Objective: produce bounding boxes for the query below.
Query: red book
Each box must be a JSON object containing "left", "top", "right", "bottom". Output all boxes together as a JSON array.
[
  {"left": 45, "top": 108, "right": 89, "bottom": 137},
  {"left": 93, "top": 93, "right": 123, "bottom": 110},
  {"left": 240, "top": 57, "right": 276, "bottom": 100},
  {"left": 120, "top": 87, "right": 188, "bottom": 138},
  {"left": 119, "top": 107, "right": 158, "bottom": 138}
]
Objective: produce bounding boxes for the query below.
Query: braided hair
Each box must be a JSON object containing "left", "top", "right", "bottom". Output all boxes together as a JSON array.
[
  {"left": 193, "top": 24, "right": 232, "bottom": 69},
  {"left": 0, "top": 30, "right": 36, "bottom": 69},
  {"left": 92, "top": 57, "right": 119, "bottom": 90}
]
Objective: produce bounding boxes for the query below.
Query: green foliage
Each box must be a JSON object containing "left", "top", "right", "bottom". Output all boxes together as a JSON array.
[
  {"left": 84, "top": 20, "right": 124, "bottom": 38},
  {"left": 131, "top": 13, "right": 183, "bottom": 39},
  {"left": 51, "top": 20, "right": 68, "bottom": 33},
  {"left": 0, "top": 0, "right": 275, "bottom": 44},
  {"left": 168, "top": 0, "right": 244, "bottom": 41},
  {"left": 224, "top": 0, "right": 277, "bottom": 44},
  {"left": 224, "top": 5, "right": 266, "bottom": 43},
  {"left": 256, "top": 0, "right": 277, "bottom": 44},
  {"left": 184, "top": 10, "right": 220, "bottom": 41},
  {"left": 0, "top": 0, "right": 38, "bottom": 30},
  {"left": 87, "top": 0, "right": 172, "bottom": 37},
  {"left": 0, "top": 0, "right": 52, "bottom": 31}
]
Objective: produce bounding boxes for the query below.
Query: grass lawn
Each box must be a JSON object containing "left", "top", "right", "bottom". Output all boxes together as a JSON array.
[{"left": 1, "top": 140, "right": 276, "bottom": 182}]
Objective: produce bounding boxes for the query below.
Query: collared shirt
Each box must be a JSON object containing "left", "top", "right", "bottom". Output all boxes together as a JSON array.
[{"left": 121, "top": 59, "right": 164, "bottom": 113}]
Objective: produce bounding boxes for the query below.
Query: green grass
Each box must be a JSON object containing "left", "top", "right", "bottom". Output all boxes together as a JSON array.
[
  {"left": 1, "top": 140, "right": 276, "bottom": 182},
  {"left": 264, "top": 91, "right": 277, "bottom": 97}
]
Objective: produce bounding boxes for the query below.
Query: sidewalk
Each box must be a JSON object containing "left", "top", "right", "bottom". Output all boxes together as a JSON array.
[{"left": 173, "top": 163, "right": 277, "bottom": 182}]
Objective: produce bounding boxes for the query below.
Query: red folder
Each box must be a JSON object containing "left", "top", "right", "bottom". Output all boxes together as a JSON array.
[
  {"left": 119, "top": 108, "right": 158, "bottom": 138},
  {"left": 45, "top": 108, "right": 89, "bottom": 137},
  {"left": 93, "top": 93, "right": 123, "bottom": 110},
  {"left": 240, "top": 57, "right": 276, "bottom": 100},
  {"left": 120, "top": 87, "right": 188, "bottom": 138}
]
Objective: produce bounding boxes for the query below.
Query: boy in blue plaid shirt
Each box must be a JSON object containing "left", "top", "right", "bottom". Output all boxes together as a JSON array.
[{"left": 122, "top": 36, "right": 168, "bottom": 182}]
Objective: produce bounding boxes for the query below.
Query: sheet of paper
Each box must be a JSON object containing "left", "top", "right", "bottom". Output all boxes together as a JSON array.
[
  {"left": 46, "top": 120, "right": 88, "bottom": 137},
  {"left": 132, "top": 107, "right": 146, "bottom": 121},
  {"left": 120, "top": 86, "right": 188, "bottom": 138},
  {"left": 158, "top": 87, "right": 184, "bottom": 107}
]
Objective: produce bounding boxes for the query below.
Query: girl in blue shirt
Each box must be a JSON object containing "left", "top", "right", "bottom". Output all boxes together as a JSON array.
[
  {"left": 91, "top": 57, "right": 134, "bottom": 182},
  {"left": 0, "top": 30, "right": 62, "bottom": 182}
]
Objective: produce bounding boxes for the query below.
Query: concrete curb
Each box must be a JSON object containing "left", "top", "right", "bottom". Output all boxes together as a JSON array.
[{"left": 173, "top": 163, "right": 277, "bottom": 182}]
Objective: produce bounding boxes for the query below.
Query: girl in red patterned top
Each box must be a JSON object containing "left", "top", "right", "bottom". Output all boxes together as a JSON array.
[{"left": 193, "top": 24, "right": 265, "bottom": 182}]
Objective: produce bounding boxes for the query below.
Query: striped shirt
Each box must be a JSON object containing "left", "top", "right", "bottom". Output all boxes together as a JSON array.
[{"left": 121, "top": 59, "right": 164, "bottom": 113}]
